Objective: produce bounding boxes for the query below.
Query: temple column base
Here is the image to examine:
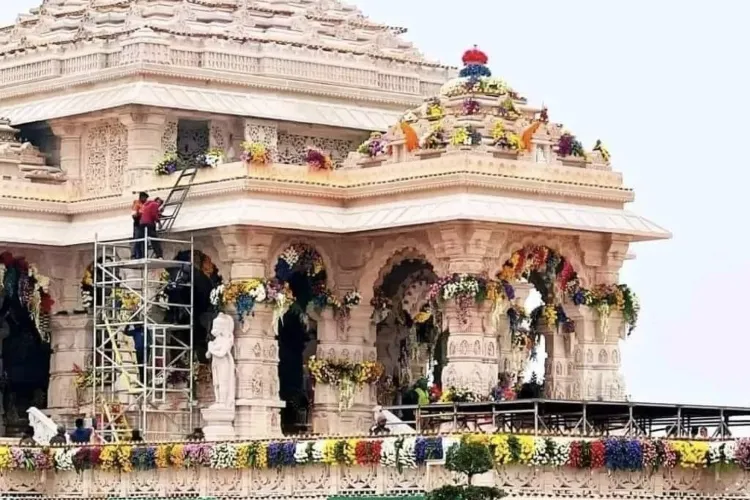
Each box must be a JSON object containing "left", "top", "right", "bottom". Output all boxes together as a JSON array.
[
  {"left": 201, "top": 406, "right": 236, "bottom": 441},
  {"left": 234, "top": 399, "right": 284, "bottom": 438}
]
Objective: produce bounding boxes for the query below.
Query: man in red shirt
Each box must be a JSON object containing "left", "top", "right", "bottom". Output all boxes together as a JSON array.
[
  {"left": 131, "top": 191, "right": 148, "bottom": 259},
  {"left": 138, "top": 197, "right": 163, "bottom": 258}
]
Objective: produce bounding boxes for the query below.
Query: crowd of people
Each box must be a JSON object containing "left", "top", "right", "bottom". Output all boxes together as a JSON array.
[{"left": 131, "top": 191, "right": 164, "bottom": 259}]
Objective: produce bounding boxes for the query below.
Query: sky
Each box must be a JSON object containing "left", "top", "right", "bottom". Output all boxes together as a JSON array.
[{"left": 3, "top": 1, "right": 750, "bottom": 406}]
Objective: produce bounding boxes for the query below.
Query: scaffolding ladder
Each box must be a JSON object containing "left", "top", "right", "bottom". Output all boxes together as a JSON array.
[
  {"left": 92, "top": 235, "right": 195, "bottom": 441},
  {"left": 157, "top": 165, "right": 199, "bottom": 235}
]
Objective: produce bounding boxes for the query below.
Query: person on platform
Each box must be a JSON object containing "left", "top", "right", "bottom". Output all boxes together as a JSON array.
[
  {"left": 131, "top": 191, "right": 148, "bottom": 259},
  {"left": 138, "top": 197, "right": 164, "bottom": 258},
  {"left": 49, "top": 425, "right": 68, "bottom": 445},
  {"left": 70, "top": 418, "right": 92, "bottom": 443},
  {"left": 370, "top": 414, "right": 391, "bottom": 435},
  {"left": 19, "top": 426, "right": 35, "bottom": 446}
]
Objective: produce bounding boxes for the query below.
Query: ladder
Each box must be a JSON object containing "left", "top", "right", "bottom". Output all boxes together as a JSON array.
[
  {"left": 99, "top": 400, "right": 131, "bottom": 443},
  {"left": 157, "top": 165, "right": 199, "bottom": 235}
]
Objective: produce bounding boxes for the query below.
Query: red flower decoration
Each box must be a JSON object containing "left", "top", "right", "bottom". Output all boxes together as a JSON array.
[
  {"left": 590, "top": 440, "right": 606, "bottom": 468},
  {"left": 41, "top": 293, "right": 55, "bottom": 314},
  {"left": 461, "top": 45, "right": 488, "bottom": 66},
  {"left": 568, "top": 441, "right": 582, "bottom": 468}
]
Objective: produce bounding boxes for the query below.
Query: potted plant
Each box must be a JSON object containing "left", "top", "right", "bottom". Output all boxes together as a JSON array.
[
  {"left": 356, "top": 132, "right": 389, "bottom": 167},
  {"left": 490, "top": 121, "right": 521, "bottom": 159},
  {"left": 427, "top": 439, "right": 506, "bottom": 500},
  {"left": 415, "top": 126, "right": 448, "bottom": 159}
]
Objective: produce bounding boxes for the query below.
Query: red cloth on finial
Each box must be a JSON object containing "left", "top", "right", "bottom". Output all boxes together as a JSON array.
[{"left": 461, "top": 45, "right": 488, "bottom": 65}]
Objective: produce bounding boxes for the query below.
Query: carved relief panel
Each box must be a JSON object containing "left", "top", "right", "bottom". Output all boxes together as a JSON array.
[
  {"left": 277, "top": 132, "right": 359, "bottom": 167},
  {"left": 83, "top": 120, "right": 128, "bottom": 196}
]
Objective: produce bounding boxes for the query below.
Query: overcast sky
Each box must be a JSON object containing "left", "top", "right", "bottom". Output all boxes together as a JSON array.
[{"left": 3, "top": 1, "right": 750, "bottom": 406}]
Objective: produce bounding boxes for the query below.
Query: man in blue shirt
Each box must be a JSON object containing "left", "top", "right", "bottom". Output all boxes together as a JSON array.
[{"left": 69, "top": 418, "right": 92, "bottom": 443}]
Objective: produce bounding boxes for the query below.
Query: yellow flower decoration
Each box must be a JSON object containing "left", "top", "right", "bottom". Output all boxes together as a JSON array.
[
  {"left": 170, "top": 444, "right": 185, "bottom": 467},
  {"left": 671, "top": 440, "right": 708, "bottom": 468},
  {"left": 256, "top": 443, "right": 268, "bottom": 469},
  {"left": 413, "top": 311, "right": 431, "bottom": 324},
  {"left": 322, "top": 439, "right": 337, "bottom": 465},
  {"left": 117, "top": 445, "right": 133, "bottom": 472},
  {"left": 100, "top": 445, "right": 118, "bottom": 471},
  {"left": 517, "top": 435, "right": 535, "bottom": 464},
  {"left": 490, "top": 434, "right": 512, "bottom": 465},
  {"left": 236, "top": 444, "right": 250, "bottom": 469},
  {"left": 155, "top": 445, "right": 171, "bottom": 468},
  {"left": 0, "top": 446, "right": 13, "bottom": 469},
  {"left": 346, "top": 439, "right": 358, "bottom": 465}
]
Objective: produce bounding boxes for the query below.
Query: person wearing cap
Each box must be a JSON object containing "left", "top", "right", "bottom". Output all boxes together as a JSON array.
[{"left": 131, "top": 191, "right": 148, "bottom": 259}]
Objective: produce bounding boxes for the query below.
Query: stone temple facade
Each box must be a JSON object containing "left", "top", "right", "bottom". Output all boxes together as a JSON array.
[{"left": 8, "top": 4, "right": 742, "bottom": 500}]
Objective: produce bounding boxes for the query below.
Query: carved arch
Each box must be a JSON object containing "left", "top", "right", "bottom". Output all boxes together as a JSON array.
[
  {"left": 266, "top": 236, "right": 336, "bottom": 289},
  {"left": 358, "top": 235, "right": 443, "bottom": 302},
  {"left": 492, "top": 232, "right": 592, "bottom": 287}
]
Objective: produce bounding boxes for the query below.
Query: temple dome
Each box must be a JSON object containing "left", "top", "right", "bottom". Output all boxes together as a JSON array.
[
  {"left": 374, "top": 47, "right": 610, "bottom": 169},
  {"left": 0, "top": 0, "right": 441, "bottom": 66}
]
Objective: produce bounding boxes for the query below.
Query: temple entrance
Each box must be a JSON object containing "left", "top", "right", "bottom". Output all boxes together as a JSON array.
[
  {"left": 0, "top": 252, "right": 53, "bottom": 437},
  {"left": 273, "top": 243, "right": 326, "bottom": 434},
  {"left": 372, "top": 256, "right": 444, "bottom": 412}
]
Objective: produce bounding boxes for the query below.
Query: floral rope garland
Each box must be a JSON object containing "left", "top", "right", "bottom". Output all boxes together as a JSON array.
[
  {"left": 307, "top": 356, "right": 384, "bottom": 410},
  {"left": 1, "top": 435, "right": 747, "bottom": 472}
]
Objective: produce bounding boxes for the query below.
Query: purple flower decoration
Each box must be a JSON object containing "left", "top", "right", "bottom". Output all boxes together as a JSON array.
[
  {"left": 502, "top": 281, "right": 516, "bottom": 300},
  {"left": 414, "top": 437, "right": 444, "bottom": 464},
  {"left": 131, "top": 446, "right": 156, "bottom": 470}
]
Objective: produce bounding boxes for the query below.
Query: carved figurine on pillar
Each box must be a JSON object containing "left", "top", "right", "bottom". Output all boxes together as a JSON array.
[{"left": 201, "top": 313, "right": 236, "bottom": 440}]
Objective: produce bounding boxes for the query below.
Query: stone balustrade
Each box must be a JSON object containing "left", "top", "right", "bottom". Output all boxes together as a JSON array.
[{"left": 1, "top": 458, "right": 748, "bottom": 498}]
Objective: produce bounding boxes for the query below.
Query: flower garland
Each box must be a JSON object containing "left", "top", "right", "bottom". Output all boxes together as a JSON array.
[
  {"left": 491, "top": 121, "right": 521, "bottom": 150},
  {"left": 197, "top": 148, "right": 224, "bottom": 168},
  {"left": 154, "top": 152, "right": 182, "bottom": 175},
  {"left": 557, "top": 132, "right": 586, "bottom": 158},
  {"left": 241, "top": 141, "right": 272, "bottom": 165},
  {"left": 439, "top": 387, "right": 486, "bottom": 403},
  {"left": 306, "top": 148, "right": 334, "bottom": 171},
  {"left": 307, "top": 356, "right": 384, "bottom": 410},
  {"left": 80, "top": 263, "right": 94, "bottom": 309},
  {"left": 462, "top": 98, "right": 480, "bottom": 115},
  {"left": 428, "top": 274, "right": 514, "bottom": 326},
  {"left": 2, "top": 435, "right": 747, "bottom": 472},
  {"left": 420, "top": 124, "right": 448, "bottom": 150},
  {"left": 357, "top": 132, "right": 388, "bottom": 159},
  {"left": 210, "top": 278, "right": 294, "bottom": 323},
  {"left": 567, "top": 282, "right": 640, "bottom": 335},
  {"left": 73, "top": 363, "right": 93, "bottom": 389}
]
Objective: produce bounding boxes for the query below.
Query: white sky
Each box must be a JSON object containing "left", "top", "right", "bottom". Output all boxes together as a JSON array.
[{"left": 3, "top": 0, "right": 750, "bottom": 406}]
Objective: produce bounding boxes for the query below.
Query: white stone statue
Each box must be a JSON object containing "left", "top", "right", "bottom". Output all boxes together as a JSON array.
[{"left": 206, "top": 312, "right": 236, "bottom": 408}]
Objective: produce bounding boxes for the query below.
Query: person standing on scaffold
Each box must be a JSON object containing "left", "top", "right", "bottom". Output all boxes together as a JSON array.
[{"left": 138, "top": 197, "right": 164, "bottom": 259}]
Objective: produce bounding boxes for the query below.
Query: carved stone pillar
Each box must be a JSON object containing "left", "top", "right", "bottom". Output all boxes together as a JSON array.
[
  {"left": 47, "top": 313, "right": 91, "bottom": 426},
  {"left": 218, "top": 227, "right": 283, "bottom": 437},
  {"left": 312, "top": 305, "right": 376, "bottom": 435},
  {"left": 49, "top": 121, "right": 83, "bottom": 195},
  {"left": 541, "top": 319, "right": 574, "bottom": 399},
  {"left": 568, "top": 235, "right": 629, "bottom": 401},
  {"left": 429, "top": 224, "right": 507, "bottom": 395},
  {"left": 243, "top": 119, "right": 279, "bottom": 162},
  {"left": 566, "top": 306, "right": 627, "bottom": 401},
  {"left": 119, "top": 109, "right": 167, "bottom": 189}
]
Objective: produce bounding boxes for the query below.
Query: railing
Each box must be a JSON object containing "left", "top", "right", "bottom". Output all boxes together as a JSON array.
[{"left": 2, "top": 459, "right": 748, "bottom": 499}]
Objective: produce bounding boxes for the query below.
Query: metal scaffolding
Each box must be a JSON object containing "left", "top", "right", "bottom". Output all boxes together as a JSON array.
[{"left": 92, "top": 230, "right": 195, "bottom": 441}]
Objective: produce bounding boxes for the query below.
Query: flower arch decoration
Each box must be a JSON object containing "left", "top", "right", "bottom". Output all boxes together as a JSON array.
[{"left": 498, "top": 244, "right": 640, "bottom": 335}]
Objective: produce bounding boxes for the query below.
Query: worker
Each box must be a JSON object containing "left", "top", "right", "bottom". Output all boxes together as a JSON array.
[
  {"left": 138, "top": 197, "right": 164, "bottom": 258},
  {"left": 131, "top": 192, "right": 148, "bottom": 259}
]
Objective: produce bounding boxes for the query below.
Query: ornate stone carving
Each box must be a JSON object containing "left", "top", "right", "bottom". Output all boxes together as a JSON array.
[
  {"left": 83, "top": 119, "right": 127, "bottom": 195},
  {"left": 277, "top": 132, "right": 359, "bottom": 168},
  {"left": 207, "top": 313, "right": 236, "bottom": 409}
]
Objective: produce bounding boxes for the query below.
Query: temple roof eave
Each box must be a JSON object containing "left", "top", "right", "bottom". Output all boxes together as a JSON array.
[
  {"left": 0, "top": 191, "right": 669, "bottom": 247},
  {"left": 0, "top": 80, "right": 405, "bottom": 130}
]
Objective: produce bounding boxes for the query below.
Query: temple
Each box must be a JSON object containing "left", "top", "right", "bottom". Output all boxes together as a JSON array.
[{"left": 0, "top": 1, "right": 746, "bottom": 500}]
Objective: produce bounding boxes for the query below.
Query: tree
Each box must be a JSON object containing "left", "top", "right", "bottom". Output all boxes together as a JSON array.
[{"left": 426, "top": 439, "right": 506, "bottom": 500}]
